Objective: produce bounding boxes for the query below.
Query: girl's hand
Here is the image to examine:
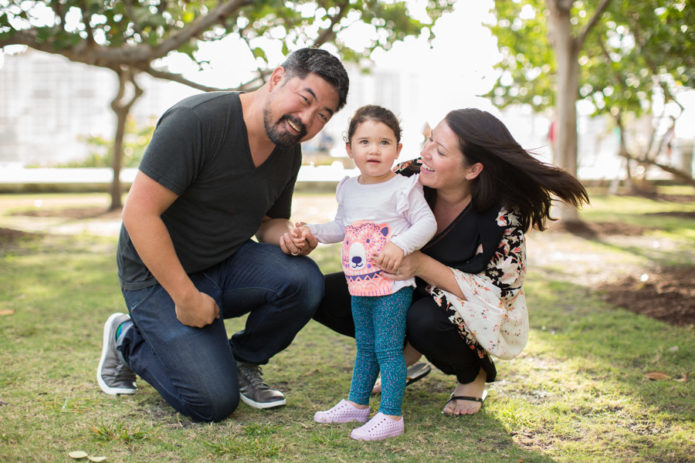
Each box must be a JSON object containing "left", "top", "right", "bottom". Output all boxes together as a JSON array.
[
  {"left": 373, "top": 242, "right": 404, "bottom": 274},
  {"left": 280, "top": 223, "right": 318, "bottom": 256},
  {"left": 382, "top": 251, "right": 421, "bottom": 280}
]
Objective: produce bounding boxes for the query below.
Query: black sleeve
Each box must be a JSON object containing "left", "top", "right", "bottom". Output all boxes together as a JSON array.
[
  {"left": 452, "top": 207, "right": 505, "bottom": 275},
  {"left": 138, "top": 106, "right": 205, "bottom": 196}
]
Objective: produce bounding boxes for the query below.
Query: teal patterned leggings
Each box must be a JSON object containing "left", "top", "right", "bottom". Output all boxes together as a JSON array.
[{"left": 348, "top": 287, "right": 413, "bottom": 416}]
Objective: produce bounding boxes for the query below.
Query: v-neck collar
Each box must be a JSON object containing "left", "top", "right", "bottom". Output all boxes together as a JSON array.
[{"left": 422, "top": 201, "right": 472, "bottom": 250}]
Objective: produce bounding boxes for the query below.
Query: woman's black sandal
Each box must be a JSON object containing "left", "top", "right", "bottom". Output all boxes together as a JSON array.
[
  {"left": 406, "top": 362, "right": 431, "bottom": 386},
  {"left": 442, "top": 390, "right": 487, "bottom": 415}
]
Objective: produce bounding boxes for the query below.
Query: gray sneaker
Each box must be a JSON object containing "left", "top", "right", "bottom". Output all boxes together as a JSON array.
[
  {"left": 236, "top": 362, "right": 286, "bottom": 409},
  {"left": 97, "top": 313, "right": 137, "bottom": 395}
]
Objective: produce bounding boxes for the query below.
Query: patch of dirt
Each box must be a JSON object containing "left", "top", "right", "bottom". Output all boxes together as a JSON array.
[
  {"left": 597, "top": 266, "right": 695, "bottom": 327},
  {"left": 546, "top": 216, "right": 695, "bottom": 327},
  {"left": 645, "top": 211, "right": 695, "bottom": 220},
  {"left": 545, "top": 219, "right": 695, "bottom": 327},
  {"left": 550, "top": 220, "right": 651, "bottom": 237},
  {"left": 0, "top": 227, "right": 31, "bottom": 244},
  {"left": 0, "top": 227, "right": 43, "bottom": 247}
]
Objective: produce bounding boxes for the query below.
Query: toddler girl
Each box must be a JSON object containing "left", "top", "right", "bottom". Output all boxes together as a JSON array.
[{"left": 287, "top": 105, "right": 436, "bottom": 440}]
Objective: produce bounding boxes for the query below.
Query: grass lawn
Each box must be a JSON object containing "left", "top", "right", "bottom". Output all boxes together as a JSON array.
[{"left": 1, "top": 187, "right": 694, "bottom": 462}]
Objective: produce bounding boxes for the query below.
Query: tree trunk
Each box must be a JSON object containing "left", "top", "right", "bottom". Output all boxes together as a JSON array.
[
  {"left": 109, "top": 68, "right": 143, "bottom": 211},
  {"left": 547, "top": 0, "right": 581, "bottom": 222}
]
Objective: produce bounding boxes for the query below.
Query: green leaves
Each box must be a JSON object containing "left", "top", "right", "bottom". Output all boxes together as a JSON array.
[
  {"left": 486, "top": 0, "right": 695, "bottom": 116},
  {"left": 1, "top": 0, "right": 457, "bottom": 73}
]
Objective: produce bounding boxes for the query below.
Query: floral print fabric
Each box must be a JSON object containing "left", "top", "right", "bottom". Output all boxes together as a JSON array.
[{"left": 426, "top": 208, "right": 528, "bottom": 360}]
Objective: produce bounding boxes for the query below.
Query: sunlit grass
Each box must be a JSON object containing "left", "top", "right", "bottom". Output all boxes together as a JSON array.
[
  {"left": 0, "top": 191, "right": 694, "bottom": 462},
  {"left": 580, "top": 188, "right": 695, "bottom": 236}
]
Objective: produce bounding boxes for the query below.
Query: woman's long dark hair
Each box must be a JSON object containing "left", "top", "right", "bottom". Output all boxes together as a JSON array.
[{"left": 445, "top": 108, "right": 589, "bottom": 232}]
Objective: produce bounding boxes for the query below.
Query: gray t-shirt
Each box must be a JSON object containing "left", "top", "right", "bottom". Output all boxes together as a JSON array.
[{"left": 117, "top": 92, "right": 301, "bottom": 290}]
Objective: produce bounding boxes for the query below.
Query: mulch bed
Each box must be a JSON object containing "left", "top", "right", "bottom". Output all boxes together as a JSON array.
[
  {"left": 551, "top": 217, "right": 695, "bottom": 327},
  {"left": 0, "top": 227, "right": 35, "bottom": 245},
  {"left": 597, "top": 266, "right": 695, "bottom": 327}
]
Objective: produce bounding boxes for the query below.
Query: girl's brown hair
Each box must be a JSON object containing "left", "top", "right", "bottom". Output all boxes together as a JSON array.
[{"left": 346, "top": 105, "right": 402, "bottom": 144}]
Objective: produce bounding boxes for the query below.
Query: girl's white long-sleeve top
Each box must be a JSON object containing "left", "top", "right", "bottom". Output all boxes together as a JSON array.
[{"left": 308, "top": 174, "right": 437, "bottom": 296}]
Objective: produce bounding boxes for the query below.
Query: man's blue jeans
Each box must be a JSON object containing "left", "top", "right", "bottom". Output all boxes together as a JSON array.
[{"left": 117, "top": 241, "right": 324, "bottom": 422}]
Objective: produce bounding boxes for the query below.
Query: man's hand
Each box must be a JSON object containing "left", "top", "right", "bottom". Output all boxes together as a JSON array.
[
  {"left": 174, "top": 290, "right": 220, "bottom": 328},
  {"left": 280, "top": 222, "right": 318, "bottom": 256}
]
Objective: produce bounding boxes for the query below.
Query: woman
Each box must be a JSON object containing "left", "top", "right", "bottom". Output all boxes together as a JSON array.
[{"left": 313, "top": 108, "right": 589, "bottom": 416}]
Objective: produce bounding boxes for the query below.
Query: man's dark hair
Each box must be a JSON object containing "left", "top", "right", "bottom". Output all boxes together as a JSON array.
[{"left": 281, "top": 48, "right": 349, "bottom": 111}]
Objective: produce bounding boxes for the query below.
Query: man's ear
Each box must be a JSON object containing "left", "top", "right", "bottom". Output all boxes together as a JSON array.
[
  {"left": 268, "top": 67, "right": 286, "bottom": 91},
  {"left": 465, "top": 162, "right": 484, "bottom": 180}
]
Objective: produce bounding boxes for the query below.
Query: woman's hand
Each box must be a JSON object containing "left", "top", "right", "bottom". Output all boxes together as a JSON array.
[
  {"left": 373, "top": 242, "right": 404, "bottom": 274},
  {"left": 382, "top": 251, "right": 422, "bottom": 281}
]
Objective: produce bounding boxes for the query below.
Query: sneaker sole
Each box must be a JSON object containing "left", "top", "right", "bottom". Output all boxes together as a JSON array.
[
  {"left": 314, "top": 415, "right": 369, "bottom": 424},
  {"left": 239, "top": 393, "right": 286, "bottom": 409},
  {"left": 97, "top": 313, "right": 136, "bottom": 396}
]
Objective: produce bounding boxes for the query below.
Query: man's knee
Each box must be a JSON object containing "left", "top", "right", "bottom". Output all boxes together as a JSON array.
[
  {"left": 186, "top": 388, "right": 240, "bottom": 423},
  {"left": 286, "top": 257, "right": 325, "bottom": 313}
]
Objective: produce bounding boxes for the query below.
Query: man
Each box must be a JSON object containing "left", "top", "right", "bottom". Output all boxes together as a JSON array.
[{"left": 96, "top": 48, "right": 349, "bottom": 422}]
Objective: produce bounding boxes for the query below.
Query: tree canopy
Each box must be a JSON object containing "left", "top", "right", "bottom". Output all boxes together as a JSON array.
[
  {"left": 1, "top": 0, "right": 456, "bottom": 208},
  {"left": 0, "top": 0, "right": 455, "bottom": 89},
  {"left": 486, "top": 0, "right": 694, "bottom": 118}
]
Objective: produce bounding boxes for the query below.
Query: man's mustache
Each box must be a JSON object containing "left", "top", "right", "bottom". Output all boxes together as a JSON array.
[{"left": 280, "top": 115, "right": 307, "bottom": 138}]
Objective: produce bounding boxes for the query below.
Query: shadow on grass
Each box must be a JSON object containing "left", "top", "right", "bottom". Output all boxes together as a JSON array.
[
  {"left": 224, "top": 319, "right": 559, "bottom": 462},
  {"left": 512, "top": 271, "right": 695, "bottom": 460}
]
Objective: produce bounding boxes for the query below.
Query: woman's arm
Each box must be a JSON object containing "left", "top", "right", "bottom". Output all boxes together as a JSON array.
[{"left": 384, "top": 251, "right": 465, "bottom": 300}]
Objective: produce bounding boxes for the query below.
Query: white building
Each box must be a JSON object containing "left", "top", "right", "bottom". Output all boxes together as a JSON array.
[
  {"left": 0, "top": 50, "right": 197, "bottom": 166},
  {"left": 1, "top": 48, "right": 691, "bottom": 181}
]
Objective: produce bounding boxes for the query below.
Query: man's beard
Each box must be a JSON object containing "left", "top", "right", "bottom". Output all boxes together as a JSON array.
[{"left": 263, "top": 109, "right": 307, "bottom": 148}]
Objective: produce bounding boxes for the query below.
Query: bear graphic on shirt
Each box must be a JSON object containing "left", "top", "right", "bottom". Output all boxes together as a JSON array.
[{"left": 342, "top": 221, "right": 394, "bottom": 297}]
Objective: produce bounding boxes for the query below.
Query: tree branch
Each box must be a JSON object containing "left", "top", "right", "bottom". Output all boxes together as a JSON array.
[
  {"left": 80, "top": 0, "right": 95, "bottom": 45},
  {"left": 0, "top": 29, "right": 44, "bottom": 49},
  {"left": 577, "top": 0, "right": 612, "bottom": 48},
  {"left": 123, "top": 0, "right": 146, "bottom": 41},
  {"left": 597, "top": 35, "right": 623, "bottom": 87},
  {"left": 238, "top": 27, "right": 270, "bottom": 87},
  {"left": 1, "top": 0, "right": 252, "bottom": 66},
  {"left": 620, "top": 151, "right": 695, "bottom": 186},
  {"left": 140, "top": 66, "right": 234, "bottom": 92},
  {"left": 51, "top": 1, "right": 66, "bottom": 27},
  {"left": 311, "top": 0, "right": 350, "bottom": 48},
  {"left": 630, "top": 19, "right": 684, "bottom": 113},
  {"left": 149, "top": 0, "right": 253, "bottom": 60},
  {"left": 141, "top": 64, "right": 269, "bottom": 92}
]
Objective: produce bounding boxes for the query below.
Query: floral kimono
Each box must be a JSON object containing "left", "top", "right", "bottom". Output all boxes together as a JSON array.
[
  {"left": 427, "top": 208, "right": 528, "bottom": 361},
  {"left": 395, "top": 158, "right": 529, "bottom": 381}
]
